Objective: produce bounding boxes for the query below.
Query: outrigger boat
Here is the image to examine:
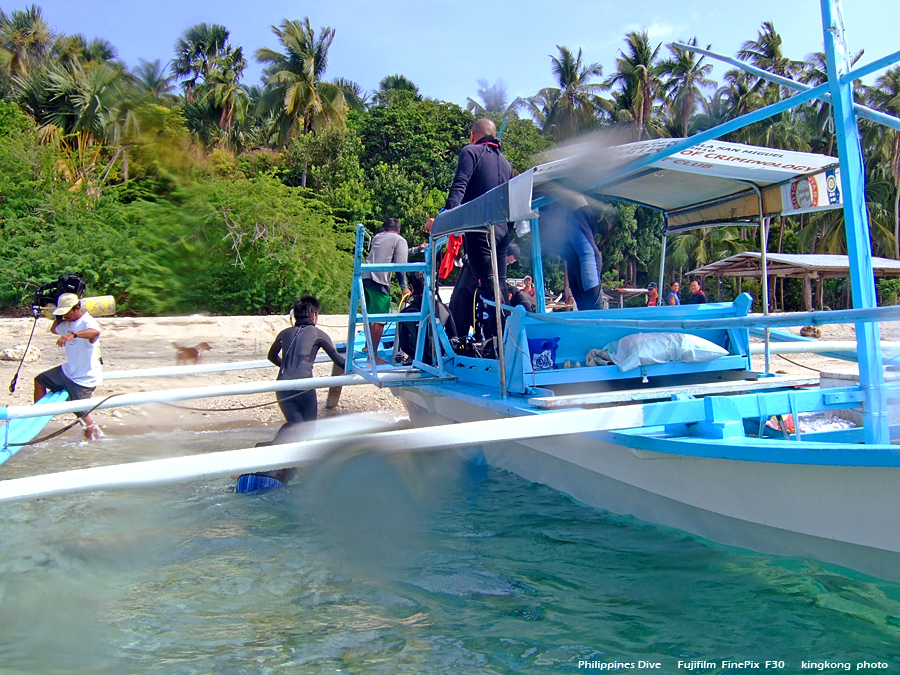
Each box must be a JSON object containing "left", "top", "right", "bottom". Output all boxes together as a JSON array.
[
  {"left": 342, "top": 0, "right": 900, "bottom": 582},
  {"left": 1, "top": 0, "right": 899, "bottom": 583}
]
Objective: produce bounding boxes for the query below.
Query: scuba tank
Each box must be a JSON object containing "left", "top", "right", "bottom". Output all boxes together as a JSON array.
[{"left": 40, "top": 295, "right": 116, "bottom": 319}]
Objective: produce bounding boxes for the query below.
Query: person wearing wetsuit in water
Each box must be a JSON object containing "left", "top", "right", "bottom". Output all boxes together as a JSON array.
[
  {"left": 268, "top": 295, "right": 345, "bottom": 426},
  {"left": 237, "top": 295, "right": 345, "bottom": 493}
]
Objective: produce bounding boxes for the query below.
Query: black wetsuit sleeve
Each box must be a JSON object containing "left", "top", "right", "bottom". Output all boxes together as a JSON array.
[
  {"left": 315, "top": 329, "right": 346, "bottom": 370},
  {"left": 445, "top": 146, "right": 478, "bottom": 210},
  {"left": 268, "top": 329, "right": 286, "bottom": 367}
]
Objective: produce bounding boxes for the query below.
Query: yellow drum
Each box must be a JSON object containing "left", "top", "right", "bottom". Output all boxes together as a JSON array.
[{"left": 41, "top": 295, "right": 116, "bottom": 319}]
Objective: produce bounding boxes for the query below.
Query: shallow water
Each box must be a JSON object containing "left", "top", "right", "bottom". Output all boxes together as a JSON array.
[{"left": 1, "top": 429, "right": 899, "bottom": 674}]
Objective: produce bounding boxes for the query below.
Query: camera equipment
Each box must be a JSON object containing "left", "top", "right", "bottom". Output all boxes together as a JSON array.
[{"left": 31, "top": 273, "right": 86, "bottom": 315}]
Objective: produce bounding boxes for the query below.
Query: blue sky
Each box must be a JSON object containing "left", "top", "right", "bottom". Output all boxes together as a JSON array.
[{"left": 13, "top": 0, "right": 896, "bottom": 107}]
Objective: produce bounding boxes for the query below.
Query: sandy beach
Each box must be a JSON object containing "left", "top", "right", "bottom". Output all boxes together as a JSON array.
[
  {"left": 0, "top": 314, "right": 408, "bottom": 444},
  {"left": 0, "top": 311, "right": 884, "bottom": 450}
]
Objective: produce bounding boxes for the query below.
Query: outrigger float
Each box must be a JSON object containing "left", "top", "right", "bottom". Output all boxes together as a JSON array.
[{"left": 1, "top": 0, "right": 900, "bottom": 582}]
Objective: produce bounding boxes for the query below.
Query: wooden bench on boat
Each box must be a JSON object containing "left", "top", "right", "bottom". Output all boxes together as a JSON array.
[{"left": 501, "top": 293, "right": 754, "bottom": 395}]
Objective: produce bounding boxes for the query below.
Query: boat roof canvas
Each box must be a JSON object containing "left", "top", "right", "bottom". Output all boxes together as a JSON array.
[{"left": 432, "top": 138, "right": 843, "bottom": 237}]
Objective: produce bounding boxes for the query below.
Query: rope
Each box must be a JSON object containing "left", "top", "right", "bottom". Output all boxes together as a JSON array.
[
  {"left": 6, "top": 387, "right": 315, "bottom": 447},
  {"left": 159, "top": 388, "right": 311, "bottom": 413},
  {"left": 776, "top": 353, "right": 823, "bottom": 373},
  {"left": 4, "top": 393, "right": 122, "bottom": 447}
]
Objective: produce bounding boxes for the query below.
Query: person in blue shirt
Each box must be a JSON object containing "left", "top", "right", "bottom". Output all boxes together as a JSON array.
[{"left": 667, "top": 280, "right": 681, "bottom": 305}]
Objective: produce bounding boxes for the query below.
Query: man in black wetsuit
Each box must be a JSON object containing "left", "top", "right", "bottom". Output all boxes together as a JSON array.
[
  {"left": 687, "top": 279, "right": 709, "bottom": 304},
  {"left": 449, "top": 241, "right": 519, "bottom": 341},
  {"left": 268, "top": 295, "right": 346, "bottom": 430},
  {"left": 429, "top": 118, "right": 514, "bottom": 350},
  {"left": 238, "top": 295, "right": 346, "bottom": 493}
]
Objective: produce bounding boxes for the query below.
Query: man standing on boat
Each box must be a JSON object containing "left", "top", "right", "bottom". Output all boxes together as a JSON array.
[
  {"left": 361, "top": 217, "right": 408, "bottom": 363},
  {"left": 33, "top": 293, "right": 102, "bottom": 441},
  {"left": 428, "top": 118, "right": 514, "bottom": 351}
]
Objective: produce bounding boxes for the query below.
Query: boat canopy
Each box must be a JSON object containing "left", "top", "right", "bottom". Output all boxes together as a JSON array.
[{"left": 431, "top": 138, "right": 843, "bottom": 237}]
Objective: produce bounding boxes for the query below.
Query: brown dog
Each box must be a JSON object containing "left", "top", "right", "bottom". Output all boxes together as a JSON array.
[{"left": 173, "top": 341, "right": 212, "bottom": 365}]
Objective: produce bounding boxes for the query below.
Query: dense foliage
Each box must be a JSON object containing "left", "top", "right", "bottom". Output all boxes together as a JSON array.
[{"left": 0, "top": 6, "right": 899, "bottom": 314}]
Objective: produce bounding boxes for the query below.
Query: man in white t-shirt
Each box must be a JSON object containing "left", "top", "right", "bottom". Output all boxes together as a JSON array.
[{"left": 33, "top": 293, "right": 103, "bottom": 440}]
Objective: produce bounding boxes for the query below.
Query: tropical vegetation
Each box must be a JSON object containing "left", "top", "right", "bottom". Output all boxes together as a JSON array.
[{"left": 0, "top": 5, "right": 897, "bottom": 315}]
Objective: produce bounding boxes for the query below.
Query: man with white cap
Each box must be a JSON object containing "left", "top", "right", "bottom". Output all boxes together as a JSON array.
[{"left": 33, "top": 293, "right": 103, "bottom": 440}]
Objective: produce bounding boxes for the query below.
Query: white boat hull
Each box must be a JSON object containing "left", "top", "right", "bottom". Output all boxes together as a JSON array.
[{"left": 397, "top": 387, "right": 900, "bottom": 582}]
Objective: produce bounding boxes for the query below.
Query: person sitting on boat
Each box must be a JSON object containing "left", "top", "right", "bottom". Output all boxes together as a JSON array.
[
  {"left": 429, "top": 118, "right": 514, "bottom": 353},
  {"left": 646, "top": 282, "right": 659, "bottom": 307},
  {"left": 449, "top": 241, "right": 519, "bottom": 343},
  {"left": 506, "top": 282, "right": 537, "bottom": 313},
  {"left": 396, "top": 272, "right": 456, "bottom": 366},
  {"left": 667, "top": 280, "right": 681, "bottom": 305},
  {"left": 33, "top": 293, "right": 102, "bottom": 441},
  {"left": 522, "top": 275, "right": 535, "bottom": 298},
  {"left": 687, "top": 279, "right": 709, "bottom": 304},
  {"left": 361, "top": 217, "right": 408, "bottom": 364}
]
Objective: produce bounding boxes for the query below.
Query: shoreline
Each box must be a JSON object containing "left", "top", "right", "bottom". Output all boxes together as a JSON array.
[{"left": 0, "top": 314, "right": 409, "bottom": 446}]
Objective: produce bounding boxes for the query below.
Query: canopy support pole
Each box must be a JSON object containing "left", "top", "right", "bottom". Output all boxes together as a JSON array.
[
  {"left": 531, "top": 215, "right": 546, "bottom": 313},
  {"left": 658, "top": 225, "right": 668, "bottom": 298},
  {"left": 489, "top": 225, "right": 508, "bottom": 397},
  {"left": 822, "top": 0, "right": 888, "bottom": 444}
]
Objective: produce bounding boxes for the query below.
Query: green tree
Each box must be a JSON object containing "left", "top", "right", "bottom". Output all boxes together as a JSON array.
[
  {"left": 659, "top": 38, "right": 715, "bottom": 137},
  {"left": 466, "top": 78, "right": 524, "bottom": 117},
  {"left": 0, "top": 5, "right": 54, "bottom": 80},
  {"left": 133, "top": 59, "right": 176, "bottom": 102},
  {"left": 172, "top": 23, "right": 232, "bottom": 101},
  {"left": 255, "top": 18, "right": 348, "bottom": 154},
  {"left": 524, "top": 46, "right": 607, "bottom": 141},
  {"left": 353, "top": 91, "right": 473, "bottom": 191},
  {"left": 607, "top": 31, "right": 665, "bottom": 141},
  {"left": 864, "top": 67, "right": 900, "bottom": 258}
]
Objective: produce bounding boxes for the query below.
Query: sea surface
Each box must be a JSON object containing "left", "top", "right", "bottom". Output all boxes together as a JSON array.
[{"left": 1, "top": 427, "right": 899, "bottom": 674}]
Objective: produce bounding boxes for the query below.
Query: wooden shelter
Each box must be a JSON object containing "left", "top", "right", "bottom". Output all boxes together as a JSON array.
[{"left": 690, "top": 252, "right": 900, "bottom": 310}]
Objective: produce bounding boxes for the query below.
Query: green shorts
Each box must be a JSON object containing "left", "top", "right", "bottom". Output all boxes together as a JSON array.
[{"left": 363, "top": 284, "right": 391, "bottom": 316}]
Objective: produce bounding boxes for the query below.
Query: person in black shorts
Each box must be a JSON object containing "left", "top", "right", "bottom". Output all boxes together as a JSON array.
[
  {"left": 268, "top": 295, "right": 345, "bottom": 429},
  {"left": 237, "top": 296, "right": 345, "bottom": 493}
]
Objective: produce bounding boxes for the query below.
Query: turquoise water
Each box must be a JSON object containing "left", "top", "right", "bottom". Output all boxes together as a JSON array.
[{"left": 1, "top": 429, "right": 899, "bottom": 674}]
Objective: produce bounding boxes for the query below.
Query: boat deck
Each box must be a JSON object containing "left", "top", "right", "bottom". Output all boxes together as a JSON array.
[{"left": 528, "top": 375, "right": 819, "bottom": 409}]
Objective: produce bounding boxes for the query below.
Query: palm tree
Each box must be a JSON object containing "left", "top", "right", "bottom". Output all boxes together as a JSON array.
[
  {"left": 255, "top": 18, "right": 347, "bottom": 149},
  {"left": 659, "top": 38, "right": 715, "bottom": 137},
  {"left": 738, "top": 21, "right": 802, "bottom": 101},
  {"left": 378, "top": 74, "right": 419, "bottom": 94},
  {"left": 525, "top": 46, "right": 607, "bottom": 140},
  {"left": 466, "top": 78, "right": 524, "bottom": 117},
  {"left": 865, "top": 67, "right": 900, "bottom": 258},
  {"left": 0, "top": 5, "right": 54, "bottom": 80},
  {"left": 202, "top": 49, "right": 249, "bottom": 137},
  {"left": 333, "top": 77, "right": 369, "bottom": 111},
  {"left": 607, "top": 31, "right": 664, "bottom": 141},
  {"left": 172, "top": 23, "right": 231, "bottom": 101},
  {"left": 133, "top": 59, "right": 176, "bottom": 101}
]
